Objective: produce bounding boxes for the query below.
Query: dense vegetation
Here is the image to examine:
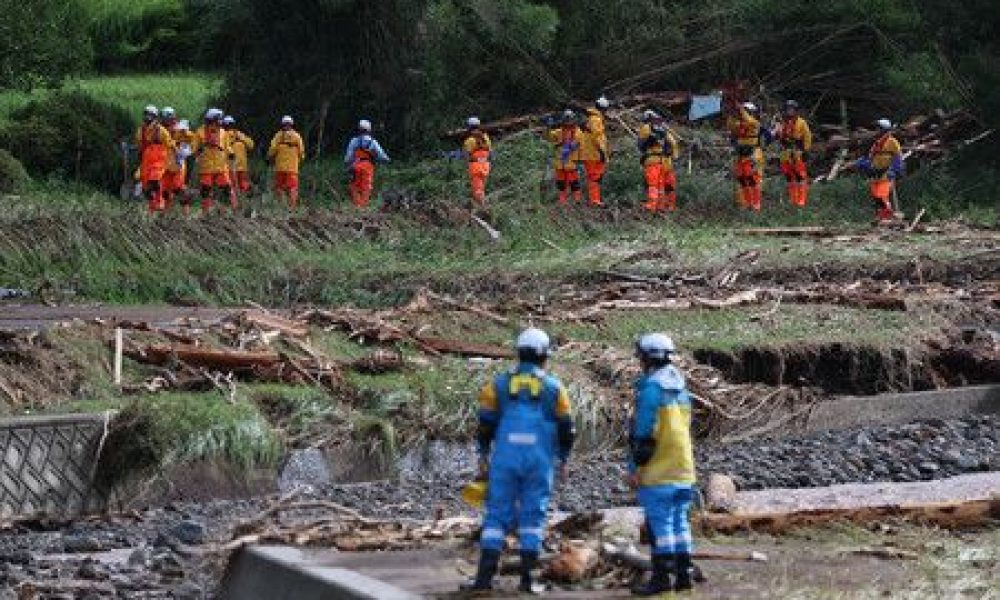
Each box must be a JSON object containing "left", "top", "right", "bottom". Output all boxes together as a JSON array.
[{"left": 0, "top": 0, "right": 996, "bottom": 199}]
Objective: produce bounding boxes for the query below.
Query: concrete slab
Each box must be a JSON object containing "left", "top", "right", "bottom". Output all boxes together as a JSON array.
[{"left": 221, "top": 545, "right": 422, "bottom": 600}]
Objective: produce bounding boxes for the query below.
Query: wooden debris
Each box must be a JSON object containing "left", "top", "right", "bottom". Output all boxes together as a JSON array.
[
  {"left": 349, "top": 349, "right": 405, "bottom": 374},
  {"left": 127, "top": 344, "right": 281, "bottom": 371},
  {"left": 741, "top": 226, "right": 834, "bottom": 237},
  {"left": 552, "top": 511, "right": 604, "bottom": 537},
  {"left": 544, "top": 543, "right": 600, "bottom": 583},
  {"left": 695, "top": 496, "right": 1000, "bottom": 535},
  {"left": 414, "top": 336, "right": 514, "bottom": 359},
  {"left": 422, "top": 290, "right": 510, "bottom": 325},
  {"left": 242, "top": 311, "right": 309, "bottom": 338},
  {"left": 848, "top": 546, "right": 919, "bottom": 561}
]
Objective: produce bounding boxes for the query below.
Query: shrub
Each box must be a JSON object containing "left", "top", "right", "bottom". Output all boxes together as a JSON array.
[
  {"left": 0, "top": 150, "right": 29, "bottom": 194},
  {"left": 0, "top": 0, "right": 92, "bottom": 91},
  {"left": 0, "top": 91, "right": 134, "bottom": 192}
]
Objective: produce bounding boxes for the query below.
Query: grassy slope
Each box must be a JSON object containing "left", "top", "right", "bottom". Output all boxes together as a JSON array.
[
  {"left": 0, "top": 73, "right": 218, "bottom": 125},
  {"left": 4, "top": 94, "right": 994, "bottom": 476}
]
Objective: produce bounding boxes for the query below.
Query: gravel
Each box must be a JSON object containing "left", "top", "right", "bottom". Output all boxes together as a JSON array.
[
  {"left": 697, "top": 415, "right": 1000, "bottom": 491},
  {"left": 1, "top": 414, "right": 998, "bottom": 596}
]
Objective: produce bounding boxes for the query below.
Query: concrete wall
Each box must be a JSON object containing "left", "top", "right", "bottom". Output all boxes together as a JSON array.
[
  {"left": 805, "top": 384, "right": 1000, "bottom": 433},
  {"left": 222, "top": 546, "right": 422, "bottom": 600},
  {"left": 0, "top": 413, "right": 110, "bottom": 519}
]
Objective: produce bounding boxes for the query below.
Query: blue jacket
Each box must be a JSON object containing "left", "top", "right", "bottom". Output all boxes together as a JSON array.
[
  {"left": 344, "top": 135, "right": 390, "bottom": 166},
  {"left": 629, "top": 365, "right": 696, "bottom": 486},
  {"left": 477, "top": 363, "right": 574, "bottom": 465}
]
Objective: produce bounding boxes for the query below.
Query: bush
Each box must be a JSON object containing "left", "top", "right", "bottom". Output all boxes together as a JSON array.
[
  {"left": 0, "top": 150, "right": 29, "bottom": 194},
  {"left": 0, "top": 91, "right": 134, "bottom": 192},
  {"left": 0, "top": 0, "right": 92, "bottom": 91},
  {"left": 83, "top": 0, "right": 197, "bottom": 71}
]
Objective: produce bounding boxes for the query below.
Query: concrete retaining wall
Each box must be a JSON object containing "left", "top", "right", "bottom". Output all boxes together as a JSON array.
[
  {"left": 222, "top": 545, "right": 422, "bottom": 600},
  {"left": 0, "top": 413, "right": 110, "bottom": 519},
  {"left": 806, "top": 384, "right": 1000, "bottom": 433}
]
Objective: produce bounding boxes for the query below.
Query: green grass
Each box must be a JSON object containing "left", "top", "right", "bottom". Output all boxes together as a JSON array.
[
  {"left": 0, "top": 73, "right": 219, "bottom": 125},
  {"left": 557, "top": 305, "right": 938, "bottom": 352},
  {"left": 0, "top": 180, "right": 982, "bottom": 308}
]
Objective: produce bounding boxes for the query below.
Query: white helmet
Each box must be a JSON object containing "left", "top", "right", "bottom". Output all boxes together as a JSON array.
[
  {"left": 358, "top": 119, "right": 372, "bottom": 132},
  {"left": 143, "top": 105, "right": 158, "bottom": 117},
  {"left": 161, "top": 107, "right": 176, "bottom": 119},
  {"left": 177, "top": 119, "right": 190, "bottom": 131},
  {"left": 205, "top": 108, "right": 223, "bottom": 121},
  {"left": 516, "top": 328, "right": 551, "bottom": 357},
  {"left": 642, "top": 109, "right": 659, "bottom": 122},
  {"left": 636, "top": 333, "right": 676, "bottom": 361},
  {"left": 222, "top": 115, "right": 235, "bottom": 126},
  {"left": 561, "top": 109, "right": 576, "bottom": 122},
  {"left": 467, "top": 116, "right": 481, "bottom": 128},
  {"left": 742, "top": 101, "right": 758, "bottom": 112},
  {"left": 877, "top": 118, "right": 893, "bottom": 131},
  {"left": 596, "top": 96, "right": 610, "bottom": 109},
  {"left": 281, "top": 115, "right": 294, "bottom": 126}
]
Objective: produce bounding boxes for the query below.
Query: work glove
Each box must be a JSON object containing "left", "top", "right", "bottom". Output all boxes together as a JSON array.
[
  {"left": 855, "top": 157, "right": 872, "bottom": 175},
  {"left": 542, "top": 115, "right": 557, "bottom": 128}
]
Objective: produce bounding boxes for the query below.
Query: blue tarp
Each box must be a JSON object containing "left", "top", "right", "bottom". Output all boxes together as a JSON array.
[{"left": 688, "top": 95, "right": 722, "bottom": 121}]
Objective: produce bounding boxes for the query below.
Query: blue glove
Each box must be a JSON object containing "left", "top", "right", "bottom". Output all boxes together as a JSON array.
[
  {"left": 443, "top": 150, "right": 463, "bottom": 160},
  {"left": 760, "top": 129, "right": 774, "bottom": 146},
  {"left": 542, "top": 115, "right": 557, "bottom": 128},
  {"left": 855, "top": 157, "right": 872, "bottom": 175},
  {"left": 560, "top": 147, "right": 572, "bottom": 161}
]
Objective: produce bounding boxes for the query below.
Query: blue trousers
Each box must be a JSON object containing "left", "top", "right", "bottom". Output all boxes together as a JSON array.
[
  {"left": 480, "top": 453, "right": 553, "bottom": 553},
  {"left": 638, "top": 483, "right": 694, "bottom": 556}
]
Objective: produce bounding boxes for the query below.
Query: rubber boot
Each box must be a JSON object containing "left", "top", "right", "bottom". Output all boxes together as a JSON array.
[
  {"left": 673, "top": 553, "right": 694, "bottom": 592},
  {"left": 518, "top": 550, "right": 540, "bottom": 594},
  {"left": 461, "top": 549, "right": 500, "bottom": 592},
  {"left": 633, "top": 554, "right": 672, "bottom": 596}
]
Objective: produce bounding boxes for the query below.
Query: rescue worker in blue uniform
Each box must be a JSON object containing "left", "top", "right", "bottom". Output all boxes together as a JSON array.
[
  {"left": 628, "top": 333, "right": 697, "bottom": 595},
  {"left": 464, "top": 328, "right": 576, "bottom": 593}
]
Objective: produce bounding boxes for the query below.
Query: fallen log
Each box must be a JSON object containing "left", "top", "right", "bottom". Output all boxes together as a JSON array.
[
  {"left": 695, "top": 496, "right": 1000, "bottom": 535},
  {"left": 127, "top": 344, "right": 281, "bottom": 371}
]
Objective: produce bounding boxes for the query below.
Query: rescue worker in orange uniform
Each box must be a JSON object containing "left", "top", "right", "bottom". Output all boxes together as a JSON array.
[
  {"left": 580, "top": 96, "right": 611, "bottom": 206},
  {"left": 135, "top": 106, "right": 174, "bottom": 214},
  {"left": 856, "top": 119, "right": 904, "bottom": 222},
  {"left": 268, "top": 116, "right": 306, "bottom": 210},
  {"left": 727, "top": 102, "right": 763, "bottom": 211},
  {"left": 224, "top": 115, "right": 255, "bottom": 199},
  {"left": 462, "top": 116, "right": 492, "bottom": 205},
  {"left": 637, "top": 111, "right": 679, "bottom": 212},
  {"left": 545, "top": 110, "right": 584, "bottom": 205},
  {"left": 161, "top": 108, "right": 196, "bottom": 214},
  {"left": 194, "top": 108, "right": 233, "bottom": 215},
  {"left": 776, "top": 100, "right": 813, "bottom": 207},
  {"left": 344, "top": 119, "right": 391, "bottom": 209}
]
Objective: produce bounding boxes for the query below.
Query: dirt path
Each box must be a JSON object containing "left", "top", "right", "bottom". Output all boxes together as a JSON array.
[{"left": 0, "top": 303, "right": 243, "bottom": 330}]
